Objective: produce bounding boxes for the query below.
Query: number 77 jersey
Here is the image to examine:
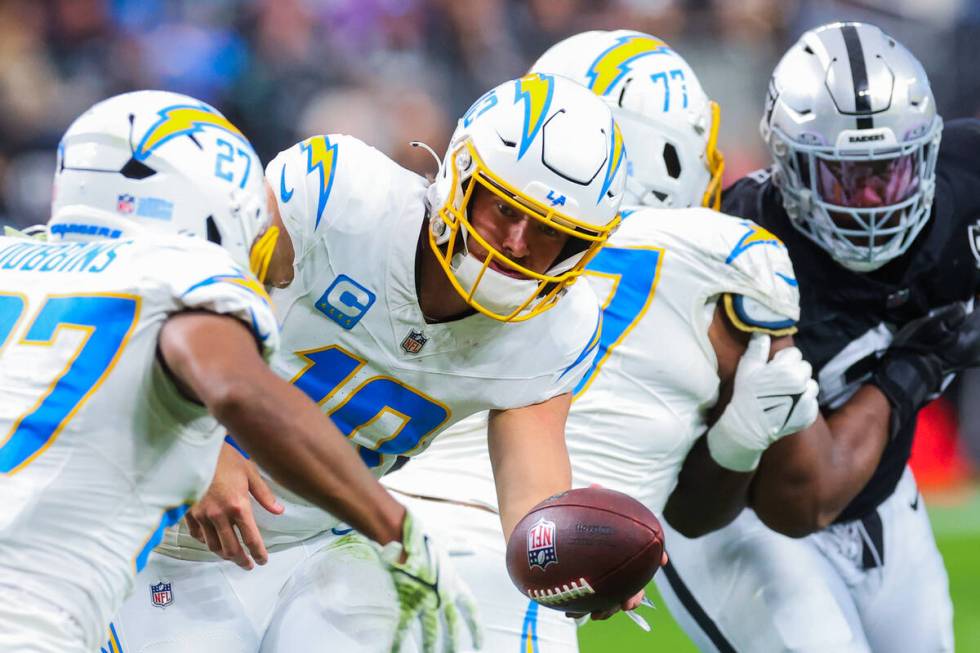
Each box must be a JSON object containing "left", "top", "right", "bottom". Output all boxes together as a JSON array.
[
  {"left": 567, "top": 207, "right": 800, "bottom": 512},
  {"left": 0, "top": 234, "right": 278, "bottom": 651}
]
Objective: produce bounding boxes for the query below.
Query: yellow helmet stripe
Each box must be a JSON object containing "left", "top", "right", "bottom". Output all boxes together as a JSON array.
[
  {"left": 135, "top": 104, "right": 246, "bottom": 160},
  {"left": 586, "top": 34, "right": 670, "bottom": 96}
]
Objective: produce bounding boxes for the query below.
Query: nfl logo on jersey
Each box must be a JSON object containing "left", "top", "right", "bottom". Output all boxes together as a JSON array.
[
  {"left": 150, "top": 581, "right": 173, "bottom": 608},
  {"left": 400, "top": 329, "right": 428, "bottom": 354},
  {"left": 527, "top": 518, "right": 558, "bottom": 570}
]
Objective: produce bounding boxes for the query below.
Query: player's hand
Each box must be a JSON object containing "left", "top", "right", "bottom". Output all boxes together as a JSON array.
[
  {"left": 707, "top": 333, "right": 819, "bottom": 471},
  {"left": 564, "top": 502, "right": 666, "bottom": 629},
  {"left": 380, "top": 510, "right": 482, "bottom": 652},
  {"left": 184, "top": 442, "right": 283, "bottom": 570},
  {"left": 872, "top": 302, "right": 979, "bottom": 438}
]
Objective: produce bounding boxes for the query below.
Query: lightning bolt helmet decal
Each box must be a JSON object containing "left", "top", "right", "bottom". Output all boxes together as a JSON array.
[
  {"left": 586, "top": 34, "right": 670, "bottom": 96},
  {"left": 135, "top": 104, "right": 248, "bottom": 161},
  {"left": 597, "top": 118, "right": 626, "bottom": 204},
  {"left": 513, "top": 73, "right": 555, "bottom": 160}
]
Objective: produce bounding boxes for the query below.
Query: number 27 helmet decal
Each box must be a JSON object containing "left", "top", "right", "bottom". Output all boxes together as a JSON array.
[{"left": 50, "top": 90, "right": 277, "bottom": 282}]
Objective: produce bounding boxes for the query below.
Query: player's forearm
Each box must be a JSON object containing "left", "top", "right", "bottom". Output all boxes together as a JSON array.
[
  {"left": 213, "top": 375, "right": 406, "bottom": 546},
  {"left": 488, "top": 399, "right": 573, "bottom": 539},
  {"left": 494, "top": 461, "right": 571, "bottom": 540},
  {"left": 751, "top": 385, "right": 890, "bottom": 536},
  {"left": 663, "top": 437, "right": 753, "bottom": 537},
  {"left": 491, "top": 430, "right": 571, "bottom": 538},
  {"left": 160, "top": 312, "right": 405, "bottom": 546}
]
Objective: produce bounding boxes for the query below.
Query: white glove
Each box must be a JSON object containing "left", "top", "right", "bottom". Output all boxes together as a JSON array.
[
  {"left": 380, "top": 511, "right": 483, "bottom": 652},
  {"left": 707, "top": 333, "right": 820, "bottom": 472}
]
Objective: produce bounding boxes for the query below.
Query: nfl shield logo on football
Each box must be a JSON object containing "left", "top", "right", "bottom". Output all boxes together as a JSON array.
[
  {"left": 400, "top": 329, "right": 428, "bottom": 354},
  {"left": 150, "top": 581, "right": 173, "bottom": 609},
  {"left": 527, "top": 518, "right": 558, "bottom": 570},
  {"left": 117, "top": 194, "right": 135, "bottom": 215}
]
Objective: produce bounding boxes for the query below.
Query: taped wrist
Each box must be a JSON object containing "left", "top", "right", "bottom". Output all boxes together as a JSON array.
[{"left": 870, "top": 354, "right": 942, "bottom": 440}]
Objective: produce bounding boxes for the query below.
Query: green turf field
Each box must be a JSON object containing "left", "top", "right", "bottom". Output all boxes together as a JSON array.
[{"left": 580, "top": 486, "right": 980, "bottom": 652}]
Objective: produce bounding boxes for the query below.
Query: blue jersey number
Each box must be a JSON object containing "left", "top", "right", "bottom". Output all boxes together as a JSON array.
[
  {"left": 573, "top": 246, "right": 664, "bottom": 397},
  {"left": 291, "top": 345, "right": 450, "bottom": 467},
  {"left": 0, "top": 293, "right": 139, "bottom": 473}
]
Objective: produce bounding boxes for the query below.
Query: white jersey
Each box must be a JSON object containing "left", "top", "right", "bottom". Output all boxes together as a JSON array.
[
  {"left": 384, "top": 207, "right": 799, "bottom": 515},
  {"left": 164, "top": 134, "right": 601, "bottom": 549},
  {"left": 0, "top": 234, "right": 277, "bottom": 649}
]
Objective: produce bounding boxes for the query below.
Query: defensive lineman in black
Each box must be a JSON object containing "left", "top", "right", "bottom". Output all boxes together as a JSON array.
[
  {"left": 656, "top": 23, "right": 979, "bottom": 652},
  {"left": 725, "top": 118, "right": 980, "bottom": 523}
]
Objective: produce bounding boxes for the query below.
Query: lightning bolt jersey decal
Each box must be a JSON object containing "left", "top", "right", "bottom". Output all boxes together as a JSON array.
[
  {"left": 301, "top": 136, "right": 338, "bottom": 231},
  {"left": 513, "top": 73, "right": 555, "bottom": 160},
  {"left": 586, "top": 34, "right": 670, "bottom": 96},
  {"left": 135, "top": 104, "right": 247, "bottom": 160},
  {"left": 182, "top": 271, "right": 273, "bottom": 307},
  {"left": 726, "top": 221, "right": 785, "bottom": 264}
]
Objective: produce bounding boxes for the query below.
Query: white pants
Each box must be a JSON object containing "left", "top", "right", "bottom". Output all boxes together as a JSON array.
[
  {"left": 655, "top": 468, "right": 954, "bottom": 652},
  {"left": 109, "top": 528, "right": 430, "bottom": 653},
  {"left": 393, "top": 493, "right": 579, "bottom": 653},
  {"left": 0, "top": 586, "right": 88, "bottom": 653}
]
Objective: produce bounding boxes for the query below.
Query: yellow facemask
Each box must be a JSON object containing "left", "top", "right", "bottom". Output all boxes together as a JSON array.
[
  {"left": 248, "top": 225, "right": 280, "bottom": 284},
  {"left": 701, "top": 101, "right": 726, "bottom": 210},
  {"left": 429, "top": 141, "right": 621, "bottom": 322}
]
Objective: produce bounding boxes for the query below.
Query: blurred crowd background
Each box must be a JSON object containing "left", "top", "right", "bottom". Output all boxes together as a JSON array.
[{"left": 1, "top": 0, "right": 979, "bottom": 486}]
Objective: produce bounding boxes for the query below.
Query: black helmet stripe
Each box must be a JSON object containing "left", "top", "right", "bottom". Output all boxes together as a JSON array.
[{"left": 841, "top": 24, "right": 874, "bottom": 129}]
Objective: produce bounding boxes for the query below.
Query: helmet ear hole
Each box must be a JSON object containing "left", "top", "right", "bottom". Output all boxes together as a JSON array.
[
  {"left": 206, "top": 216, "right": 222, "bottom": 245},
  {"left": 663, "top": 143, "right": 681, "bottom": 179}
]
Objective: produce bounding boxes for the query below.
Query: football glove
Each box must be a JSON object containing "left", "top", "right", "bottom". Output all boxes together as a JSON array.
[
  {"left": 4, "top": 225, "right": 47, "bottom": 240},
  {"left": 707, "top": 333, "right": 820, "bottom": 472},
  {"left": 872, "top": 302, "right": 980, "bottom": 439},
  {"left": 380, "top": 510, "right": 482, "bottom": 652}
]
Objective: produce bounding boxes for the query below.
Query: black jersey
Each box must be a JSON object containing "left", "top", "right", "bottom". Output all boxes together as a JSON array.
[{"left": 722, "top": 118, "right": 980, "bottom": 522}]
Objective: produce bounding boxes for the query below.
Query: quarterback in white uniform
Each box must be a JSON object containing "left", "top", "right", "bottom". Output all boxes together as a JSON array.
[
  {"left": 112, "top": 74, "right": 637, "bottom": 652},
  {"left": 0, "top": 91, "right": 449, "bottom": 653},
  {"left": 383, "top": 31, "right": 820, "bottom": 651}
]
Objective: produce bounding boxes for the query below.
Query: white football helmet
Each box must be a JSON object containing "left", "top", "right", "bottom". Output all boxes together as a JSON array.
[
  {"left": 50, "top": 90, "right": 277, "bottom": 281},
  {"left": 530, "top": 30, "right": 724, "bottom": 210},
  {"left": 761, "top": 22, "right": 942, "bottom": 272},
  {"left": 428, "top": 72, "right": 626, "bottom": 322}
]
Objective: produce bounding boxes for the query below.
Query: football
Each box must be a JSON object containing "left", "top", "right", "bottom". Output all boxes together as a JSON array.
[{"left": 505, "top": 487, "right": 665, "bottom": 613}]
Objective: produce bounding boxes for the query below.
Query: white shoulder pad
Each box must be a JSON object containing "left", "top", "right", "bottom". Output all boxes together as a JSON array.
[
  {"left": 714, "top": 213, "right": 799, "bottom": 335},
  {"left": 614, "top": 207, "right": 799, "bottom": 334},
  {"left": 264, "top": 134, "right": 396, "bottom": 260},
  {"left": 143, "top": 237, "right": 280, "bottom": 359}
]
